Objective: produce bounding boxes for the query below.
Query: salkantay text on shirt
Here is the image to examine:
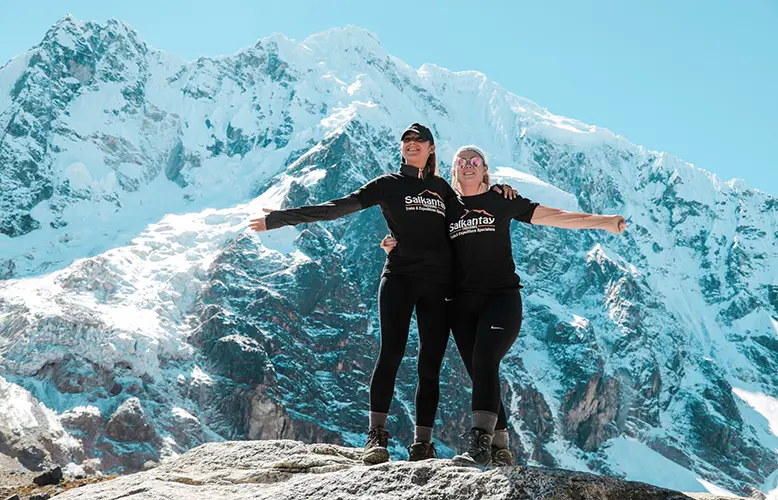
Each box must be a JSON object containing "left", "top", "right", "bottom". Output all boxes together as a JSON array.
[
  {"left": 449, "top": 212, "right": 496, "bottom": 239},
  {"left": 405, "top": 190, "right": 446, "bottom": 216}
]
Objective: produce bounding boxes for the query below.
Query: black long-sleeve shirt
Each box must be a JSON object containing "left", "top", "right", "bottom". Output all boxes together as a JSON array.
[
  {"left": 447, "top": 190, "right": 539, "bottom": 292},
  {"left": 266, "top": 165, "right": 456, "bottom": 284}
]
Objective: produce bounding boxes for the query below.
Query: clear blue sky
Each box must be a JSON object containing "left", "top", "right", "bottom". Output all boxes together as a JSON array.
[{"left": 2, "top": 0, "right": 777, "bottom": 196}]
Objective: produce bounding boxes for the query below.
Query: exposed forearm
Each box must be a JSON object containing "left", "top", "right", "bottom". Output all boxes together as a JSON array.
[
  {"left": 265, "top": 196, "right": 363, "bottom": 230},
  {"left": 530, "top": 205, "right": 612, "bottom": 230}
]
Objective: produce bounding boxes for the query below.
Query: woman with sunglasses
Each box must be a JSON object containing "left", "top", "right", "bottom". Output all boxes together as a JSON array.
[
  {"left": 382, "top": 145, "right": 627, "bottom": 466},
  {"left": 249, "top": 125, "right": 517, "bottom": 464}
]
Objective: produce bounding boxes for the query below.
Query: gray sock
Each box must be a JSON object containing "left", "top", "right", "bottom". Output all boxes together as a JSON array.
[
  {"left": 492, "top": 429, "right": 509, "bottom": 449},
  {"left": 472, "top": 410, "right": 499, "bottom": 436},
  {"left": 414, "top": 426, "right": 433, "bottom": 443},
  {"left": 369, "top": 412, "right": 388, "bottom": 429}
]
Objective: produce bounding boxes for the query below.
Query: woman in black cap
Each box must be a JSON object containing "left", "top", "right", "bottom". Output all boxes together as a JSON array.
[
  {"left": 382, "top": 144, "right": 626, "bottom": 466},
  {"left": 249, "top": 124, "right": 517, "bottom": 464}
]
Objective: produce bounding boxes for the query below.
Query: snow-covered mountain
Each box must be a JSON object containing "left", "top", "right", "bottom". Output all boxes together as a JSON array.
[{"left": 1, "top": 15, "right": 777, "bottom": 497}]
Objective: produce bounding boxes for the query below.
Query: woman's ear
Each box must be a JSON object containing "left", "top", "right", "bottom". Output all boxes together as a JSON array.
[{"left": 430, "top": 144, "right": 436, "bottom": 154}]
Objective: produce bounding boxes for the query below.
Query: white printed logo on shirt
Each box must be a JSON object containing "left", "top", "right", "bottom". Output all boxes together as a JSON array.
[
  {"left": 450, "top": 209, "right": 496, "bottom": 239},
  {"left": 405, "top": 190, "right": 446, "bottom": 216}
]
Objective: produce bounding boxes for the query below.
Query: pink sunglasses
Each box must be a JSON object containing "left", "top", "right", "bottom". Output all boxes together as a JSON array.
[{"left": 454, "top": 156, "right": 484, "bottom": 169}]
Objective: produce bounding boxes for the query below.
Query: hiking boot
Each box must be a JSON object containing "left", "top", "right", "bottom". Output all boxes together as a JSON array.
[
  {"left": 452, "top": 428, "right": 493, "bottom": 466},
  {"left": 491, "top": 446, "right": 514, "bottom": 466},
  {"left": 363, "top": 427, "right": 390, "bottom": 464},
  {"left": 407, "top": 441, "right": 436, "bottom": 461}
]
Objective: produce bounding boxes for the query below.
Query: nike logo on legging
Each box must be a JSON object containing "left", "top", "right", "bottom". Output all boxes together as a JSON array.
[
  {"left": 490, "top": 326, "right": 504, "bottom": 330},
  {"left": 445, "top": 298, "right": 453, "bottom": 302}
]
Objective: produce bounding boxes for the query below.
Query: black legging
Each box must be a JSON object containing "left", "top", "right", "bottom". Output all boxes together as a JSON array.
[
  {"left": 370, "top": 274, "right": 450, "bottom": 427},
  {"left": 450, "top": 289, "right": 522, "bottom": 429}
]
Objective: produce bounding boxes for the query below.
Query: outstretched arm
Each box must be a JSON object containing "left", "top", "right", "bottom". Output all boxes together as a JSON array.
[
  {"left": 250, "top": 176, "right": 385, "bottom": 232},
  {"left": 530, "top": 206, "right": 627, "bottom": 234},
  {"left": 250, "top": 195, "right": 363, "bottom": 232}
]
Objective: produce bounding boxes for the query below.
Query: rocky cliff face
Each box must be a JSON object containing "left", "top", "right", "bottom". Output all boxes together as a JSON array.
[
  {"left": 0, "top": 16, "right": 776, "bottom": 498},
  {"left": 53, "top": 440, "right": 745, "bottom": 500}
]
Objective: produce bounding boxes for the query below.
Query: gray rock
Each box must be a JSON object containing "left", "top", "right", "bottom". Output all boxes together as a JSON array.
[
  {"left": 0, "top": 453, "right": 29, "bottom": 474},
  {"left": 32, "top": 466, "right": 62, "bottom": 486},
  {"left": 0, "top": 379, "right": 80, "bottom": 470},
  {"left": 104, "top": 398, "right": 157, "bottom": 443},
  {"left": 59, "top": 406, "right": 104, "bottom": 446},
  {"left": 54, "top": 440, "right": 744, "bottom": 500},
  {"left": 79, "top": 458, "right": 101, "bottom": 476}
]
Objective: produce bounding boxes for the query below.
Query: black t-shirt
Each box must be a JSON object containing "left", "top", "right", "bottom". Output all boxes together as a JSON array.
[
  {"left": 266, "top": 165, "right": 456, "bottom": 284},
  {"left": 447, "top": 190, "right": 539, "bottom": 292}
]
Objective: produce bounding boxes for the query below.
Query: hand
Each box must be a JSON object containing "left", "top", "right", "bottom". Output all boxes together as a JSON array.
[
  {"left": 492, "top": 184, "right": 518, "bottom": 200},
  {"left": 606, "top": 215, "right": 627, "bottom": 235},
  {"left": 380, "top": 235, "right": 397, "bottom": 254},
  {"left": 249, "top": 208, "right": 274, "bottom": 232}
]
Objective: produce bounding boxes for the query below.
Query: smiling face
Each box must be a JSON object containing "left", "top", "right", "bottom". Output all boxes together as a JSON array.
[
  {"left": 401, "top": 133, "right": 434, "bottom": 167},
  {"left": 452, "top": 149, "right": 488, "bottom": 193}
]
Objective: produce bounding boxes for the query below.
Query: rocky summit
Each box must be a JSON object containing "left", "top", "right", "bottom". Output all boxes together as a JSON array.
[
  {"left": 0, "top": 15, "right": 777, "bottom": 499},
  {"left": 54, "top": 440, "right": 743, "bottom": 500}
]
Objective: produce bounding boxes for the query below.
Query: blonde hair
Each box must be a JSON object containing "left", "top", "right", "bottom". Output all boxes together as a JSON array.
[{"left": 451, "top": 145, "right": 490, "bottom": 194}]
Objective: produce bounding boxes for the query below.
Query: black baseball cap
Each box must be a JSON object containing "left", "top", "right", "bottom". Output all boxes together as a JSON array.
[{"left": 401, "top": 123, "right": 434, "bottom": 143}]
